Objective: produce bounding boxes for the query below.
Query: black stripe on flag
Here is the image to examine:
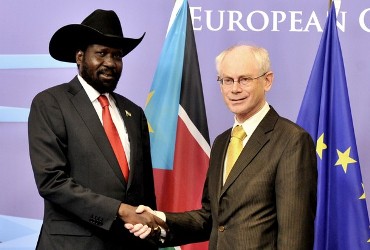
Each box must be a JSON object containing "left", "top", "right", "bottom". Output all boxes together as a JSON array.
[{"left": 179, "top": 4, "right": 210, "bottom": 145}]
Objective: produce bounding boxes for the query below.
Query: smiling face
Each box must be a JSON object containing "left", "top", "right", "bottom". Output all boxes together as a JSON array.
[
  {"left": 76, "top": 44, "right": 123, "bottom": 93},
  {"left": 217, "top": 46, "right": 273, "bottom": 123}
]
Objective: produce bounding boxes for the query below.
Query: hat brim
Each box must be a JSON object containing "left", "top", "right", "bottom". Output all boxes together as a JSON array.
[{"left": 49, "top": 24, "right": 145, "bottom": 63}]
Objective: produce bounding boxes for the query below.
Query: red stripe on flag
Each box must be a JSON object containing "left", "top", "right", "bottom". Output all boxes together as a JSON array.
[
  {"left": 153, "top": 116, "right": 209, "bottom": 250},
  {"left": 153, "top": 117, "right": 208, "bottom": 212}
]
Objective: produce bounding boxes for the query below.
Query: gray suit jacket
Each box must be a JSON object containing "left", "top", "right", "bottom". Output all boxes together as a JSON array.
[
  {"left": 28, "top": 76, "right": 157, "bottom": 249},
  {"left": 164, "top": 107, "right": 317, "bottom": 250}
]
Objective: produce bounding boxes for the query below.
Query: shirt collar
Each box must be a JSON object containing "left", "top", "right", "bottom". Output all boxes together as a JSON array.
[
  {"left": 78, "top": 74, "right": 112, "bottom": 103},
  {"left": 232, "top": 102, "right": 270, "bottom": 138}
]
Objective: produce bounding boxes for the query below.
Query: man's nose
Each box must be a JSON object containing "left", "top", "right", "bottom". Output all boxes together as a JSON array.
[
  {"left": 103, "top": 55, "right": 116, "bottom": 67},
  {"left": 231, "top": 81, "right": 242, "bottom": 92}
]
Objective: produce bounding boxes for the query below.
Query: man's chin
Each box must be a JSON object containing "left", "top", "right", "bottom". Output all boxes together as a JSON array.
[
  {"left": 102, "top": 85, "right": 117, "bottom": 93},
  {"left": 99, "top": 79, "right": 118, "bottom": 92},
  {"left": 81, "top": 74, "right": 119, "bottom": 93}
]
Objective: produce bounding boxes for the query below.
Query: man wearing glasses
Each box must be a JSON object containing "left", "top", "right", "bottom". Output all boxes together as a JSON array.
[{"left": 127, "top": 44, "right": 317, "bottom": 250}]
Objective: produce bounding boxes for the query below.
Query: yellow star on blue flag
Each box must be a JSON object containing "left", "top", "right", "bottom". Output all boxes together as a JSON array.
[{"left": 335, "top": 147, "right": 357, "bottom": 173}]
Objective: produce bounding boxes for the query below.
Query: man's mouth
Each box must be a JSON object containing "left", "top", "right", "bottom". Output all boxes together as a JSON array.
[
  {"left": 99, "top": 71, "right": 116, "bottom": 80},
  {"left": 230, "top": 96, "right": 246, "bottom": 102},
  {"left": 101, "top": 73, "right": 113, "bottom": 79}
]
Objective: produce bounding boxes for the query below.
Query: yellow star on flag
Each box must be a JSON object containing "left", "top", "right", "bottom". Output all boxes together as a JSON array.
[
  {"left": 316, "top": 133, "right": 327, "bottom": 159},
  {"left": 335, "top": 147, "right": 357, "bottom": 173},
  {"left": 359, "top": 183, "right": 366, "bottom": 200},
  {"left": 145, "top": 91, "right": 154, "bottom": 107},
  {"left": 145, "top": 91, "right": 155, "bottom": 133}
]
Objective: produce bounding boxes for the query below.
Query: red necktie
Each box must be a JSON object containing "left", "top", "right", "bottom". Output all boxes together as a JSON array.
[{"left": 98, "top": 95, "right": 129, "bottom": 182}]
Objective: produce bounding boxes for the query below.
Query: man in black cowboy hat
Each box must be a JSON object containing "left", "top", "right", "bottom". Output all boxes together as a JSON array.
[{"left": 28, "top": 9, "right": 160, "bottom": 249}]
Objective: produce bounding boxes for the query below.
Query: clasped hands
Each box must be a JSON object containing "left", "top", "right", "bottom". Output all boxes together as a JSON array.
[{"left": 118, "top": 204, "right": 167, "bottom": 240}]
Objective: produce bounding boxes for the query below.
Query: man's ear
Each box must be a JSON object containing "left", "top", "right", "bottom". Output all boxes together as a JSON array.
[
  {"left": 76, "top": 50, "right": 83, "bottom": 66},
  {"left": 264, "top": 71, "right": 274, "bottom": 92}
]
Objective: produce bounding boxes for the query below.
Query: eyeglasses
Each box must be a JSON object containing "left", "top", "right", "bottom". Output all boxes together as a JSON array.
[{"left": 217, "top": 72, "right": 267, "bottom": 86}]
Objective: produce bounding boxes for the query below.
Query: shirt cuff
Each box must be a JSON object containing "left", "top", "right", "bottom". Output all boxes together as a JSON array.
[
  {"left": 154, "top": 211, "right": 167, "bottom": 238},
  {"left": 154, "top": 210, "right": 166, "bottom": 222}
]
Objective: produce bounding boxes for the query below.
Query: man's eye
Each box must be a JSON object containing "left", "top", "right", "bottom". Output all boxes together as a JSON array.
[
  {"left": 223, "top": 78, "right": 233, "bottom": 84},
  {"left": 240, "top": 77, "right": 252, "bottom": 84},
  {"left": 114, "top": 53, "right": 123, "bottom": 59}
]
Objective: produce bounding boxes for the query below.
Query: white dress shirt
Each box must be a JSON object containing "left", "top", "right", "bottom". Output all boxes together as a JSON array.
[{"left": 78, "top": 74, "right": 131, "bottom": 168}]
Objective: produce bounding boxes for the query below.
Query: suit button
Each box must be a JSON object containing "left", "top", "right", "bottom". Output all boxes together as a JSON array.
[{"left": 218, "top": 226, "right": 225, "bottom": 232}]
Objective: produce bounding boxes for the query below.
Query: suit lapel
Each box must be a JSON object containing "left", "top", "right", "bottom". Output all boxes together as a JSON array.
[
  {"left": 67, "top": 77, "right": 127, "bottom": 187},
  {"left": 220, "top": 107, "right": 279, "bottom": 197},
  {"left": 209, "top": 130, "right": 231, "bottom": 202}
]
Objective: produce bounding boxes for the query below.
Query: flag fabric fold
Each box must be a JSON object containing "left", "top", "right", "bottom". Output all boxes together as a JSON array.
[
  {"left": 296, "top": 3, "right": 370, "bottom": 249},
  {"left": 145, "top": 0, "right": 210, "bottom": 249}
]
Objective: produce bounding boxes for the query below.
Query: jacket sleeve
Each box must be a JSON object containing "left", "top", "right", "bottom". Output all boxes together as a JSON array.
[
  {"left": 275, "top": 129, "right": 317, "bottom": 250},
  {"left": 162, "top": 172, "right": 212, "bottom": 246}
]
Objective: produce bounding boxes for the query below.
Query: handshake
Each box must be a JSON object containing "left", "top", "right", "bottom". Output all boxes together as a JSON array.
[{"left": 118, "top": 204, "right": 168, "bottom": 242}]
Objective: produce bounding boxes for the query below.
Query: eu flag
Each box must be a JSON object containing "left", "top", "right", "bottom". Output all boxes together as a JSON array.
[{"left": 296, "top": 3, "right": 370, "bottom": 249}]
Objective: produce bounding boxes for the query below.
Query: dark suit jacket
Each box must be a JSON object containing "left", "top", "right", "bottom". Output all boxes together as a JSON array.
[
  {"left": 28, "top": 76, "right": 157, "bottom": 250},
  {"left": 164, "top": 107, "right": 317, "bottom": 250}
]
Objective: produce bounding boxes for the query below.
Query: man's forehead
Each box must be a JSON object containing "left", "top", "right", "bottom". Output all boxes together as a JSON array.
[{"left": 88, "top": 44, "right": 122, "bottom": 49}]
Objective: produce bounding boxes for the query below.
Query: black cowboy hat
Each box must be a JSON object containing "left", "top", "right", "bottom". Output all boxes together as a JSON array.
[{"left": 49, "top": 9, "right": 145, "bottom": 62}]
